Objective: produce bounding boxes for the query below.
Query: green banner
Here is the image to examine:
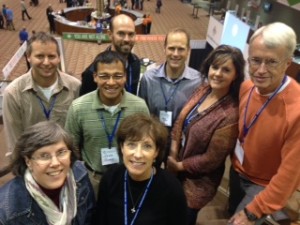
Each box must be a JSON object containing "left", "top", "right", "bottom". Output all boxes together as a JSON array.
[
  {"left": 287, "top": 0, "right": 300, "bottom": 5},
  {"left": 62, "top": 33, "right": 110, "bottom": 42}
]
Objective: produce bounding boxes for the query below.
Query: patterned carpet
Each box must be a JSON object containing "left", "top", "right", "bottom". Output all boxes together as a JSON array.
[{"left": 0, "top": 0, "right": 210, "bottom": 81}]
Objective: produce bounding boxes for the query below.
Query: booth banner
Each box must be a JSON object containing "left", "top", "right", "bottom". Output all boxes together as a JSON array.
[
  {"left": 206, "top": 16, "right": 223, "bottom": 49},
  {"left": 62, "top": 33, "right": 110, "bottom": 42},
  {"left": 2, "top": 42, "right": 27, "bottom": 80},
  {"left": 135, "top": 35, "right": 165, "bottom": 42}
]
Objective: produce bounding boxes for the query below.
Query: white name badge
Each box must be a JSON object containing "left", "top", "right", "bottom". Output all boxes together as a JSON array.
[
  {"left": 234, "top": 139, "right": 244, "bottom": 165},
  {"left": 159, "top": 111, "right": 172, "bottom": 127},
  {"left": 101, "top": 147, "right": 120, "bottom": 166}
]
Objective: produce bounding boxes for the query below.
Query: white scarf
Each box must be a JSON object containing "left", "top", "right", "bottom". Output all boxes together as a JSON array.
[{"left": 24, "top": 169, "right": 77, "bottom": 225}]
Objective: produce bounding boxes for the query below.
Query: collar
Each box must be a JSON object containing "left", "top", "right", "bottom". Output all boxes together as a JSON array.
[
  {"left": 91, "top": 89, "right": 130, "bottom": 111},
  {"left": 154, "top": 63, "right": 193, "bottom": 81},
  {"left": 21, "top": 69, "right": 69, "bottom": 94}
]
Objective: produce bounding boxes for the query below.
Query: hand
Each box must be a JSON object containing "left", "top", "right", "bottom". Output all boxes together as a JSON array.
[
  {"left": 228, "top": 210, "right": 255, "bottom": 225},
  {"left": 167, "top": 156, "right": 183, "bottom": 173}
]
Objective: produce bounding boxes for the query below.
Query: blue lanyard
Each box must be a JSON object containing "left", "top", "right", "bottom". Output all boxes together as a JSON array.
[
  {"left": 183, "top": 89, "right": 211, "bottom": 130},
  {"left": 36, "top": 95, "right": 57, "bottom": 120},
  {"left": 126, "top": 66, "right": 132, "bottom": 93},
  {"left": 160, "top": 79, "right": 181, "bottom": 111},
  {"left": 243, "top": 76, "right": 287, "bottom": 140},
  {"left": 124, "top": 169, "right": 154, "bottom": 225},
  {"left": 99, "top": 110, "right": 122, "bottom": 148}
]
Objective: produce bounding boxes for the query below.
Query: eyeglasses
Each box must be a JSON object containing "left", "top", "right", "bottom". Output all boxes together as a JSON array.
[
  {"left": 97, "top": 74, "right": 125, "bottom": 81},
  {"left": 31, "top": 149, "right": 71, "bottom": 165},
  {"left": 248, "top": 57, "right": 288, "bottom": 70}
]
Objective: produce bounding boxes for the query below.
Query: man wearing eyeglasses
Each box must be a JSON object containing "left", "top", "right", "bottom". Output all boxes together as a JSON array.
[
  {"left": 79, "top": 14, "right": 141, "bottom": 96},
  {"left": 228, "top": 22, "right": 300, "bottom": 225},
  {"left": 65, "top": 51, "right": 149, "bottom": 198}
]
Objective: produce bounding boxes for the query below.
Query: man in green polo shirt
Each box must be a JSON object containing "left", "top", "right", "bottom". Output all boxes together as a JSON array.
[{"left": 65, "top": 51, "right": 149, "bottom": 198}]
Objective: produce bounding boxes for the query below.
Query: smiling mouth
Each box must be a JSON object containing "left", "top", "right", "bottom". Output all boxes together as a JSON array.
[
  {"left": 105, "top": 87, "right": 120, "bottom": 93},
  {"left": 253, "top": 76, "right": 269, "bottom": 81},
  {"left": 211, "top": 79, "right": 223, "bottom": 83},
  {"left": 47, "top": 170, "right": 63, "bottom": 176},
  {"left": 130, "top": 161, "right": 145, "bottom": 167}
]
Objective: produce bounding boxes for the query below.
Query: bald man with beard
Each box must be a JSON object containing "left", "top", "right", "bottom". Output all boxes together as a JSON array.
[{"left": 80, "top": 14, "right": 141, "bottom": 96}]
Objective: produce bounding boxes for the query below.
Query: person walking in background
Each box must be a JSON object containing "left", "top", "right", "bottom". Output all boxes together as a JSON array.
[
  {"left": 2, "top": 4, "right": 7, "bottom": 29},
  {"left": 228, "top": 22, "right": 300, "bottom": 225},
  {"left": 142, "top": 14, "right": 148, "bottom": 34},
  {"left": 167, "top": 45, "right": 245, "bottom": 225},
  {"left": 135, "top": 0, "right": 140, "bottom": 9},
  {"left": 131, "top": 0, "right": 135, "bottom": 9},
  {"left": 19, "top": 27, "right": 31, "bottom": 71},
  {"left": 93, "top": 113, "right": 188, "bottom": 225},
  {"left": 2, "top": 32, "right": 81, "bottom": 156},
  {"left": 145, "top": 14, "right": 152, "bottom": 34},
  {"left": 156, "top": 0, "right": 162, "bottom": 13},
  {"left": 0, "top": 121, "right": 96, "bottom": 225},
  {"left": 0, "top": 11, "right": 4, "bottom": 29},
  {"left": 140, "top": 0, "right": 144, "bottom": 10},
  {"left": 115, "top": 2, "right": 122, "bottom": 15},
  {"left": 46, "top": 5, "right": 56, "bottom": 34},
  {"left": 21, "top": 0, "right": 32, "bottom": 21},
  {"left": 19, "top": 26, "right": 29, "bottom": 44},
  {"left": 65, "top": 51, "right": 149, "bottom": 199},
  {"left": 5, "top": 6, "right": 15, "bottom": 31}
]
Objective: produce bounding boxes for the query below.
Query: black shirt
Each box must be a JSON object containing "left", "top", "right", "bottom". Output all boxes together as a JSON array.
[{"left": 93, "top": 164, "right": 188, "bottom": 225}]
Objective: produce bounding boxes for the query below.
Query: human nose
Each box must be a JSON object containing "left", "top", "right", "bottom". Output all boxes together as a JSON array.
[
  {"left": 214, "top": 68, "right": 222, "bottom": 76},
  {"left": 133, "top": 145, "right": 142, "bottom": 158},
  {"left": 42, "top": 57, "right": 51, "bottom": 65},
  {"left": 107, "top": 76, "right": 116, "bottom": 84},
  {"left": 123, "top": 34, "right": 131, "bottom": 42},
  {"left": 256, "top": 61, "right": 268, "bottom": 73},
  {"left": 173, "top": 49, "right": 179, "bottom": 56},
  {"left": 49, "top": 155, "right": 61, "bottom": 166}
]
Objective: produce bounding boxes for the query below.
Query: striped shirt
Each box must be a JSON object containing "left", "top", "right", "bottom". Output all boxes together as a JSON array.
[{"left": 65, "top": 90, "right": 149, "bottom": 173}]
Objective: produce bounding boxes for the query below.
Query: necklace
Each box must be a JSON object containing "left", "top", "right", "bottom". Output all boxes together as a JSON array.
[
  {"left": 127, "top": 170, "right": 153, "bottom": 213},
  {"left": 124, "top": 168, "right": 154, "bottom": 225},
  {"left": 127, "top": 179, "right": 147, "bottom": 213}
]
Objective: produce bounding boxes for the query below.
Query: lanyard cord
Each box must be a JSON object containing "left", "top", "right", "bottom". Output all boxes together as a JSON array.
[
  {"left": 243, "top": 76, "right": 287, "bottom": 140},
  {"left": 126, "top": 66, "right": 132, "bottom": 93},
  {"left": 36, "top": 95, "right": 57, "bottom": 120},
  {"left": 160, "top": 79, "right": 181, "bottom": 111},
  {"left": 99, "top": 110, "right": 122, "bottom": 148},
  {"left": 183, "top": 89, "right": 211, "bottom": 130},
  {"left": 124, "top": 168, "right": 154, "bottom": 225}
]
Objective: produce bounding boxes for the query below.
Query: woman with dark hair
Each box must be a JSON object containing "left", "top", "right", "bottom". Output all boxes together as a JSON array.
[
  {"left": 93, "top": 113, "right": 188, "bottom": 225},
  {"left": 167, "top": 44, "right": 245, "bottom": 225},
  {"left": 0, "top": 121, "right": 95, "bottom": 225}
]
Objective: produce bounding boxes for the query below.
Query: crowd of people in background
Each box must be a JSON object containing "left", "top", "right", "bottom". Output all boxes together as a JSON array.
[{"left": 0, "top": 1, "right": 300, "bottom": 225}]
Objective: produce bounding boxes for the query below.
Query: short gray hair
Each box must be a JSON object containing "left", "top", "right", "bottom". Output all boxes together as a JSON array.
[{"left": 250, "top": 22, "right": 296, "bottom": 57}]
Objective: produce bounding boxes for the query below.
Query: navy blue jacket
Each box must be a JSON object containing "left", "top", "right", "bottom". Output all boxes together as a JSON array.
[{"left": 0, "top": 161, "right": 95, "bottom": 225}]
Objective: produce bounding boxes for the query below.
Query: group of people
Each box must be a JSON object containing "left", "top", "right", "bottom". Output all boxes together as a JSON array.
[
  {"left": 1, "top": 4, "right": 15, "bottom": 30},
  {"left": 0, "top": 12, "right": 299, "bottom": 225}
]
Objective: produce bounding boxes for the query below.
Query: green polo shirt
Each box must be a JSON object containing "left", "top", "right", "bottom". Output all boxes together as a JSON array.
[{"left": 65, "top": 90, "right": 149, "bottom": 173}]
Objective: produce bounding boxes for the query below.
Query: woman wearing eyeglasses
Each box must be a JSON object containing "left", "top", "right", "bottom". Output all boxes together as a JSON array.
[
  {"left": 93, "top": 113, "right": 188, "bottom": 225},
  {"left": 0, "top": 121, "right": 96, "bottom": 225},
  {"left": 167, "top": 45, "right": 245, "bottom": 225}
]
